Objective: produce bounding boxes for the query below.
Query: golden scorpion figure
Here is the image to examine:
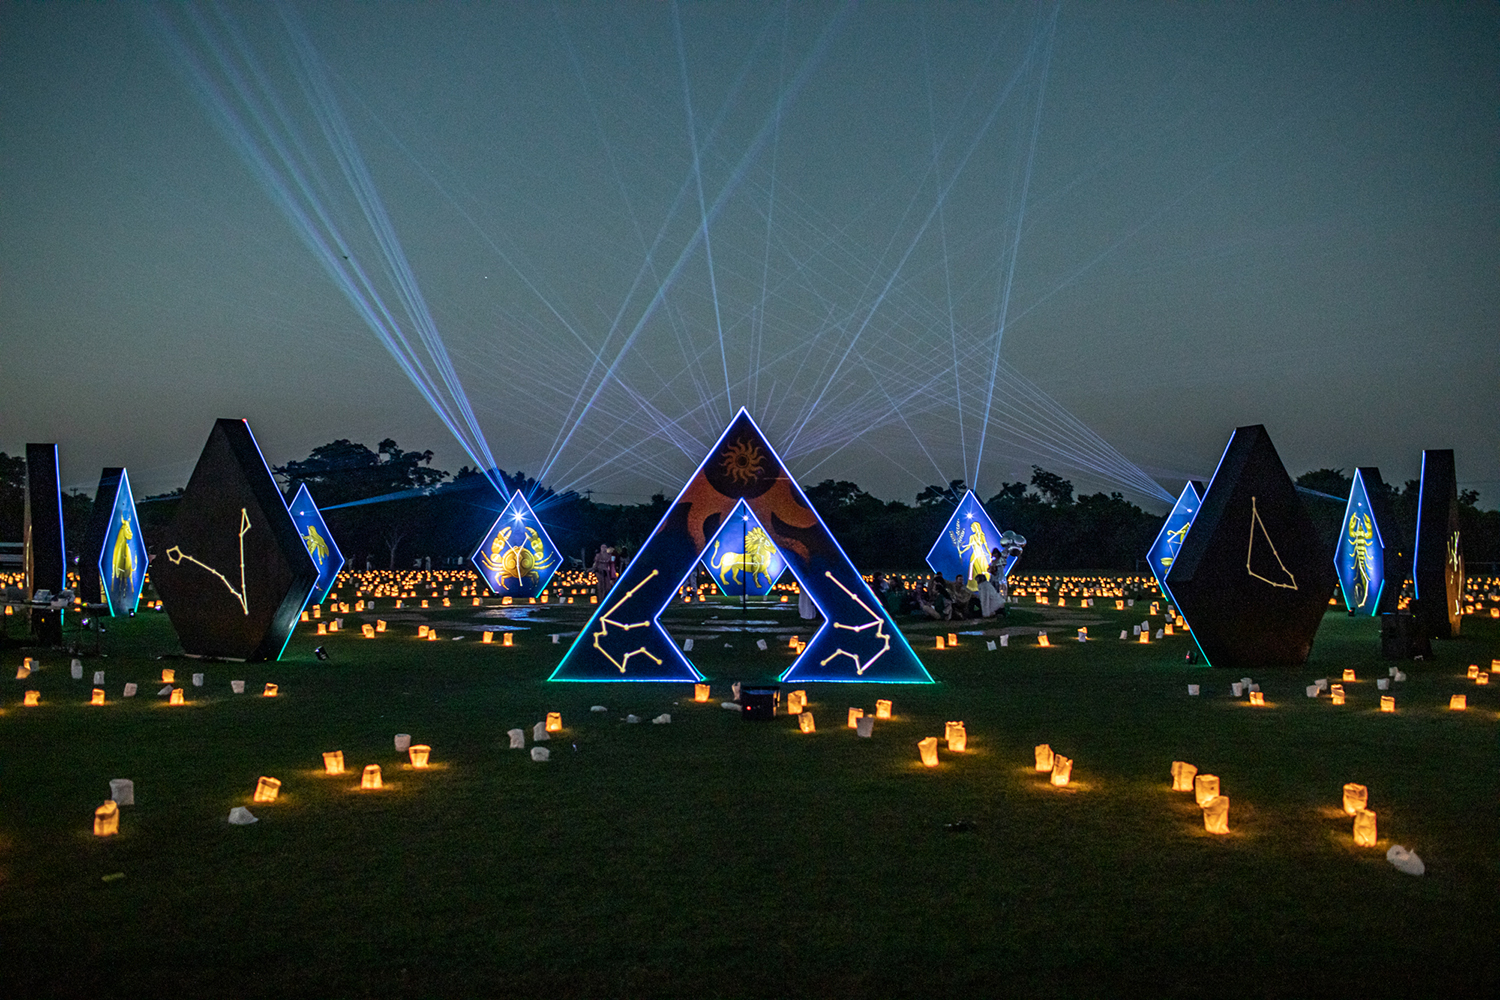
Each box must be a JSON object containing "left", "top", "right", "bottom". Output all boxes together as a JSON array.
[{"left": 1346, "top": 512, "right": 1374, "bottom": 607}]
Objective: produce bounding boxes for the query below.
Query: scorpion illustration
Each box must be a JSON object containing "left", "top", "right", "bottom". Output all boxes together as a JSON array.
[
  {"left": 1346, "top": 512, "right": 1374, "bottom": 607},
  {"left": 481, "top": 525, "right": 554, "bottom": 591}
]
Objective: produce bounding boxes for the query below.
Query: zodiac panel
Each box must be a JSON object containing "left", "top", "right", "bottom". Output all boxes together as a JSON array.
[
  {"left": 1165, "top": 425, "right": 1335, "bottom": 669},
  {"left": 925, "top": 491, "right": 1017, "bottom": 591},
  {"left": 550, "top": 408, "right": 932, "bottom": 684},
  {"left": 1413, "top": 449, "right": 1464, "bottom": 639},
  {"left": 470, "top": 492, "right": 558, "bottom": 599},
  {"left": 80, "top": 468, "right": 149, "bottom": 615},
  {"left": 699, "top": 500, "right": 785, "bottom": 597},
  {"left": 24, "top": 443, "right": 66, "bottom": 598},
  {"left": 1147, "top": 481, "right": 1203, "bottom": 607},
  {"left": 1334, "top": 468, "right": 1403, "bottom": 617},
  {"left": 287, "top": 483, "right": 345, "bottom": 604},
  {"left": 152, "top": 419, "right": 319, "bottom": 661}
]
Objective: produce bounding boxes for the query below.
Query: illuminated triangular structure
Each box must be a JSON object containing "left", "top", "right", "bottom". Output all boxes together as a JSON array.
[
  {"left": 551, "top": 409, "right": 931, "bottom": 683},
  {"left": 1146, "top": 480, "right": 1203, "bottom": 607},
  {"left": 471, "top": 492, "right": 559, "bottom": 599},
  {"left": 1166, "top": 425, "right": 1334, "bottom": 668},
  {"left": 1335, "top": 468, "right": 1401, "bottom": 616},
  {"left": 925, "top": 491, "right": 1012, "bottom": 590},
  {"left": 80, "top": 468, "right": 149, "bottom": 616},
  {"left": 287, "top": 483, "right": 344, "bottom": 604},
  {"left": 1413, "top": 449, "right": 1464, "bottom": 639},
  {"left": 700, "top": 500, "right": 786, "bottom": 597}
]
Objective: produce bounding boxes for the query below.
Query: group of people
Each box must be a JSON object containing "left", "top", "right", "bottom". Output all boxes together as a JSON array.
[
  {"left": 869, "top": 545, "right": 1012, "bottom": 622},
  {"left": 591, "top": 544, "right": 624, "bottom": 600}
]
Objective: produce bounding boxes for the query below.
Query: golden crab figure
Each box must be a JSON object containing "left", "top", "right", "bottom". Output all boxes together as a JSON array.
[
  {"left": 481, "top": 525, "right": 555, "bottom": 591},
  {"left": 720, "top": 439, "right": 765, "bottom": 486}
]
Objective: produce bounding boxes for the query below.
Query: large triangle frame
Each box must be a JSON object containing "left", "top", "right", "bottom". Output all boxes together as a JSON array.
[{"left": 550, "top": 409, "right": 932, "bottom": 683}]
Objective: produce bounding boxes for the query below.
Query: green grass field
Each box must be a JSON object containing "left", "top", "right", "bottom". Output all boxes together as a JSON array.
[{"left": 1, "top": 595, "right": 1495, "bottom": 998}]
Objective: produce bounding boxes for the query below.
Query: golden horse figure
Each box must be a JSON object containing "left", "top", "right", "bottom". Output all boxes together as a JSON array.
[
  {"left": 481, "top": 526, "right": 554, "bottom": 591},
  {"left": 111, "top": 515, "right": 135, "bottom": 588},
  {"left": 711, "top": 526, "right": 779, "bottom": 590}
]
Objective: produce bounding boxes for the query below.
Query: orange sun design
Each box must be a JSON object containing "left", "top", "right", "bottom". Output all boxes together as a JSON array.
[{"left": 720, "top": 440, "right": 765, "bottom": 485}]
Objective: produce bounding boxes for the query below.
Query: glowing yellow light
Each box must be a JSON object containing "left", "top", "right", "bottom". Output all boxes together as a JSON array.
[
  {"left": 94, "top": 800, "right": 119, "bottom": 837},
  {"left": 546, "top": 712, "right": 562, "bottom": 732},
  {"left": 1342, "top": 783, "right": 1367, "bottom": 815},
  {"left": 23, "top": 690, "right": 39, "bottom": 707},
  {"left": 376, "top": 620, "right": 387, "bottom": 632},
  {"left": 409, "top": 744, "right": 431, "bottom": 768},
  {"left": 161, "top": 669, "right": 175, "bottom": 683},
  {"left": 1449, "top": 694, "right": 1467, "bottom": 710},
  {"left": 1248, "top": 691, "right": 1264, "bottom": 706},
  {"left": 1050, "top": 755, "right": 1072, "bottom": 786},
  {"left": 503, "top": 632, "right": 513, "bottom": 647},
  {"left": 874, "top": 699, "right": 892, "bottom": 720},
  {"left": 1203, "top": 795, "right": 1229, "bottom": 834},
  {"left": 786, "top": 690, "right": 806, "bottom": 713},
  {"left": 323, "top": 751, "right": 344, "bottom": 775},
  {"left": 1353, "top": 808, "right": 1377, "bottom": 847},
  {"left": 847, "top": 707, "right": 864, "bottom": 728},
  {"left": 253, "top": 776, "right": 281, "bottom": 802},
  {"left": 945, "top": 721, "right": 967, "bottom": 752},
  {"left": 361, "top": 623, "right": 375, "bottom": 638},
  {"left": 935, "top": 636, "right": 945, "bottom": 650},
  {"left": 361, "top": 764, "right": 383, "bottom": 790},
  {"left": 798, "top": 711, "right": 815, "bottom": 733},
  {"left": 1034, "top": 744, "right": 1053, "bottom": 772},
  {"left": 263, "top": 683, "right": 278, "bottom": 698},
  {"left": 169, "top": 688, "right": 185, "bottom": 706},
  {"left": 1171, "top": 761, "right": 1198, "bottom": 792},
  {"left": 1194, "top": 774, "right": 1220, "bottom": 807},
  {"left": 917, "top": 737, "right": 939, "bottom": 767},
  {"left": 1380, "top": 695, "right": 1395, "bottom": 712},
  {"left": 1343, "top": 669, "right": 1356, "bottom": 682},
  {"left": 91, "top": 688, "right": 106, "bottom": 706}
]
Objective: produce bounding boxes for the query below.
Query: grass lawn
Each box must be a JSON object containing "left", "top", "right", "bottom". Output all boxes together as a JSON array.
[{"left": 0, "top": 593, "right": 1495, "bottom": 998}]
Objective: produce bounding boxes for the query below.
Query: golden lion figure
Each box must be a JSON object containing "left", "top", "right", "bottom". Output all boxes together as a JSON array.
[
  {"left": 711, "top": 526, "right": 779, "bottom": 590},
  {"left": 481, "top": 525, "right": 555, "bottom": 591}
]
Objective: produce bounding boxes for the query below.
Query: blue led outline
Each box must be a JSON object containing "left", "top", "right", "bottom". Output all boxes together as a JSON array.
[
  {"left": 550, "top": 407, "right": 932, "bottom": 684},
  {"left": 1147, "top": 481, "right": 1201, "bottom": 611},
  {"left": 236, "top": 419, "right": 319, "bottom": 663},
  {"left": 469, "top": 491, "right": 561, "bottom": 599},
  {"left": 287, "top": 482, "right": 345, "bottom": 604},
  {"left": 96, "top": 468, "right": 148, "bottom": 617},
  {"left": 923, "top": 489, "right": 1013, "bottom": 584},
  {"left": 1412, "top": 451, "right": 1428, "bottom": 601},
  {"left": 1172, "top": 429, "right": 1240, "bottom": 668},
  {"left": 1334, "top": 469, "right": 1385, "bottom": 615},
  {"left": 699, "top": 498, "right": 787, "bottom": 597}
]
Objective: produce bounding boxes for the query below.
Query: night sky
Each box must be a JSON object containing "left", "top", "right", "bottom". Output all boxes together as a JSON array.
[{"left": 2, "top": 3, "right": 1495, "bottom": 510}]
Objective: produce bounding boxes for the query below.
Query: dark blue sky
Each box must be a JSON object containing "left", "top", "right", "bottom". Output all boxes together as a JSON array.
[{"left": 2, "top": 3, "right": 1495, "bottom": 509}]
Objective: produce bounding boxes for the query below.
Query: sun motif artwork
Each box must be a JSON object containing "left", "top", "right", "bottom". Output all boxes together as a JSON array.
[
  {"left": 471, "top": 492, "right": 559, "bottom": 600},
  {"left": 720, "top": 440, "right": 765, "bottom": 485}
]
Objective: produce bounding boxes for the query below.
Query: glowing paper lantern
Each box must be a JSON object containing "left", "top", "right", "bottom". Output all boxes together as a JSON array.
[
  {"left": 376, "top": 620, "right": 387, "bottom": 633},
  {"left": 546, "top": 712, "right": 562, "bottom": 732},
  {"left": 786, "top": 690, "right": 806, "bottom": 713},
  {"left": 848, "top": 707, "right": 864, "bottom": 728},
  {"left": 1353, "top": 808, "right": 1377, "bottom": 847},
  {"left": 1380, "top": 696, "right": 1395, "bottom": 712},
  {"left": 935, "top": 636, "right": 945, "bottom": 650},
  {"left": 502, "top": 632, "right": 514, "bottom": 647},
  {"left": 1038, "top": 632, "right": 1051, "bottom": 647},
  {"left": 408, "top": 744, "right": 431, "bottom": 768},
  {"left": 253, "top": 776, "right": 281, "bottom": 802},
  {"left": 1171, "top": 761, "right": 1198, "bottom": 792},
  {"left": 161, "top": 669, "right": 175, "bottom": 683},
  {"left": 1137, "top": 630, "right": 1148, "bottom": 644},
  {"left": 482, "top": 631, "right": 493, "bottom": 644},
  {"left": 1202, "top": 795, "right": 1230, "bottom": 834},
  {"left": 1477, "top": 673, "right": 1489, "bottom": 686},
  {"left": 917, "top": 737, "right": 939, "bottom": 767},
  {"left": 1466, "top": 664, "right": 1478, "bottom": 679},
  {"left": 945, "top": 721, "right": 967, "bottom": 752},
  {"left": 694, "top": 683, "right": 711, "bottom": 702},
  {"left": 316, "top": 623, "right": 327, "bottom": 636},
  {"left": 798, "top": 711, "right": 815, "bottom": 733},
  {"left": 362, "top": 624, "right": 375, "bottom": 638},
  {"left": 323, "top": 751, "right": 344, "bottom": 775},
  {"left": 1248, "top": 691, "right": 1265, "bottom": 706},
  {"left": 875, "top": 699, "right": 893, "bottom": 720},
  {"left": 169, "top": 688, "right": 185, "bottom": 705},
  {"left": 94, "top": 800, "right": 119, "bottom": 837},
  {"left": 1194, "top": 774, "right": 1220, "bottom": 808},
  {"left": 23, "top": 690, "right": 39, "bottom": 706},
  {"left": 1050, "top": 755, "right": 1073, "bottom": 786},
  {"left": 361, "top": 764, "right": 382, "bottom": 789},
  {"left": 418, "top": 625, "right": 429, "bottom": 638},
  {"left": 1449, "top": 694, "right": 1467, "bottom": 710},
  {"left": 262, "top": 683, "right": 278, "bottom": 698},
  {"left": 947, "top": 633, "right": 958, "bottom": 647},
  {"left": 91, "top": 688, "right": 106, "bottom": 705},
  {"left": 1342, "top": 669, "right": 1356, "bottom": 682},
  {"left": 1034, "top": 744, "right": 1054, "bottom": 772}
]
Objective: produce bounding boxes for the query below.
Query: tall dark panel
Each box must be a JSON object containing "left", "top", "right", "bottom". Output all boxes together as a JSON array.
[
  {"left": 153, "top": 420, "right": 318, "bottom": 661},
  {"left": 23, "top": 443, "right": 65, "bottom": 598},
  {"left": 1412, "top": 449, "right": 1464, "bottom": 639},
  {"left": 1166, "top": 425, "right": 1335, "bottom": 668}
]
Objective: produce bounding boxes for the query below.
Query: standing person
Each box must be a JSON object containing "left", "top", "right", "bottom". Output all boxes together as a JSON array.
[{"left": 592, "top": 545, "right": 615, "bottom": 600}]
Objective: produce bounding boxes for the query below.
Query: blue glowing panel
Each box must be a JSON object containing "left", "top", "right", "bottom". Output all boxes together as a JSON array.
[
  {"left": 925, "top": 491, "right": 1012, "bottom": 590},
  {"left": 1334, "top": 469, "right": 1385, "bottom": 615},
  {"left": 82, "top": 468, "right": 149, "bottom": 616},
  {"left": 1147, "top": 481, "right": 1202, "bottom": 606},
  {"left": 287, "top": 483, "right": 344, "bottom": 604},
  {"left": 551, "top": 409, "right": 932, "bottom": 684},
  {"left": 699, "top": 500, "right": 786, "bottom": 597},
  {"left": 471, "top": 492, "right": 559, "bottom": 599}
]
